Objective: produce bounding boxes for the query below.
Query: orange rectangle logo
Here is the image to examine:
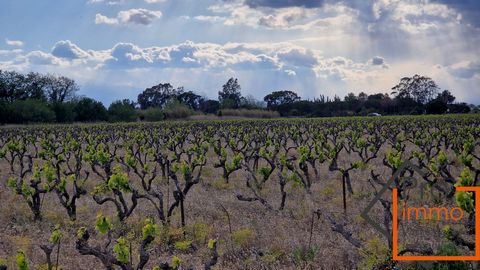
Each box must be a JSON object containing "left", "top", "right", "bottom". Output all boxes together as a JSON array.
[{"left": 392, "top": 186, "right": 480, "bottom": 261}]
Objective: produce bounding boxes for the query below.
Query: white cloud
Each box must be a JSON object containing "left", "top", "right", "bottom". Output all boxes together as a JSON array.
[
  {"left": 370, "top": 0, "right": 462, "bottom": 34},
  {"left": 447, "top": 60, "right": 480, "bottom": 79},
  {"left": 1, "top": 39, "right": 478, "bottom": 104},
  {"left": 1, "top": 40, "right": 392, "bottom": 89},
  {"left": 204, "top": 1, "right": 358, "bottom": 31},
  {"left": 88, "top": 0, "right": 122, "bottom": 5},
  {"left": 26, "top": 51, "right": 64, "bottom": 66},
  {"left": 118, "top": 9, "right": 162, "bottom": 25},
  {"left": 95, "top": 14, "right": 119, "bottom": 25},
  {"left": 194, "top": 15, "right": 225, "bottom": 23},
  {"left": 51, "top": 40, "right": 90, "bottom": 59},
  {"left": 5, "top": 39, "right": 24, "bottom": 47},
  {"left": 145, "top": 0, "right": 166, "bottom": 3},
  {"left": 95, "top": 9, "right": 162, "bottom": 26},
  {"left": 285, "top": 69, "right": 296, "bottom": 76}
]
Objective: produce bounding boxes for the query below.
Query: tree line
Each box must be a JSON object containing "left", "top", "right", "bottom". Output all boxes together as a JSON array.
[{"left": 0, "top": 70, "right": 475, "bottom": 124}]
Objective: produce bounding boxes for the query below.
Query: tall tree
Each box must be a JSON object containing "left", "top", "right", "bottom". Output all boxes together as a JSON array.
[
  {"left": 176, "top": 91, "right": 204, "bottom": 110},
  {"left": 0, "top": 70, "right": 25, "bottom": 102},
  {"left": 358, "top": 92, "right": 368, "bottom": 102},
  {"left": 44, "top": 75, "right": 79, "bottom": 103},
  {"left": 0, "top": 70, "right": 46, "bottom": 102},
  {"left": 24, "top": 72, "right": 48, "bottom": 100},
  {"left": 137, "top": 83, "right": 182, "bottom": 109},
  {"left": 391, "top": 74, "right": 439, "bottom": 104},
  {"left": 218, "top": 78, "right": 242, "bottom": 109},
  {"left": 344, "top": 92, "right": 357, "bottom": 103},
  {"left": 263, "top": 90, "right": 300, "bottom": 108},
  {"left": 436, "top": 90, "right": 456, "bottom": 104},
  {"left": 0, "top": 71, "right": 78, "bottom": 103}
]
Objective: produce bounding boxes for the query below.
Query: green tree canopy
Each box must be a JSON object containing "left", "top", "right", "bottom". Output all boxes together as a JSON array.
[
  {"left": 218, "top": 78, "right": 242, "bottom": 109},
  {"left": 264, "top": 90, "right": 300, "bottom": 108}
]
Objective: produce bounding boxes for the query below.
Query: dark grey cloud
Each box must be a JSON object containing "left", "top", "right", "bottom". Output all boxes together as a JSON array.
[
  {"left": 371, "top": 56, "right": 384, "bottom": 65},
  {"left": 448, "top": 61, "right": 480, "bottom": 79},
  {"left": 277, "top": 48, "right": 318, "bottom": 68}
]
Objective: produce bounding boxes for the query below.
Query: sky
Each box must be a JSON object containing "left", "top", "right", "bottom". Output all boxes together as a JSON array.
[{"left": 0, "top": 0, "right": 479, "bottom": 105}]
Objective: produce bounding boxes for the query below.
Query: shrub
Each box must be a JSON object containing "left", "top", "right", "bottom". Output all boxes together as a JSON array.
[
  {"left": 163, "top": 100, "right": 193, "bottom": 119},
  {"left": 16, "top": 251, "right": 28, "bottom": 270},
  {"left": 108, "top": 99, "right": 137, "bottom": 122},
  {"left": 50, "top": 101, "right": 76, "bottom": 123},
  {"left": 218, "top": 109, "right": 279, "bottom": 118},
  {"left": 0, "top": 258, "right": 7, "bottom": 270},
  {"left": 358, "top": 236, "right": 390, "bottom": 269},
  {"left": 8, "top": 99, "right": 56, "bottom": 123},
  {"left": 185, "top": 222, "right": 211, "bottom": 244},
  {"left": 174, "top": 240, "right": 193, "bottom": 251},
  {"left": 448, "top": 103, "right": 471, "bottom": 114},
  {"left": 140, "top": 107, "right": 164, "bottom": 122},
  {"left": 74, "top": 98, "right": 108, "bottom": 122},
  {"left": 199, "top": 99, "right": 220, "bottom": 114},
  {"left": 0, "top": 101, "right": 11, "bottom": 124},
  {"left": 433, "top": 243, "right": 469, "bottom": 270}
]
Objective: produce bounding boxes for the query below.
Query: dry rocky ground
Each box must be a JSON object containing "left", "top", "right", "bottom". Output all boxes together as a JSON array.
[{"left": 0, "top": 140, "right": 473, "bottom": 270}]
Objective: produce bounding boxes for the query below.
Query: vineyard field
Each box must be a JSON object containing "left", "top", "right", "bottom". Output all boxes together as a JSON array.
[{"left": 1, "top": 115, "right": 479, "bottom": 269}]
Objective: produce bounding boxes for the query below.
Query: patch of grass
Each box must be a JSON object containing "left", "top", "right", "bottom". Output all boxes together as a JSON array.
[
  {"left": 320, "top": 186, "right": 335, "bottom": 197},
  {"left": 261, "top": 247, "right": 285, "bottom": 263},
  {"left": 44, "top": 210, "right": 68, "bottom": 226},
  {"left": 174, "top": 240, "right": 193, "bottom": 251},
  {"left": 231, "top": 228, "right": 255, "bottom": 249},
  {"left": 352, "top": 191, "right": 371, "bottom": 200},
  {"left": 11, "top": 236, "right": 32, "bottom": 253},
  {"left": 185, "top": 222, "right": 211, "bottom": 244},
  {"left": 211, "top": 179, "right": 231, "bottom": 190},
  {"left": 201, "top": 167, "right": 213, "bottom": 178},
  {"left": 432, "top": 243, "right": 470, "bottom": 270},
  {"left": 359, "top": 236, "right": 390, "bottom": 269},
  {"left": 157, "top": 225, "right": 184, "bottom": 247},
  {"left": 292, "top": 245, "right": 319, "bottom": 265}
]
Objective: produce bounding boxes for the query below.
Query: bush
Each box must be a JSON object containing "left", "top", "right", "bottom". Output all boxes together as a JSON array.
[
  {"left": 426, "top": 99, "right": 448, "bottom": 114},
  {"left": 432, "top": 243, "right": 470, "bottom": 270},
  {"left": 185, "top": 222, "right": 211, "bottom": 244},
  {"left": 0, "top": 101, "right": 11, "bottom": 124},
  {"left": 218, "top": 109, "right": 279, "bottom": 118},
  {"left": 108, "top": 99, "right": 137, "bottom": 122},
  {"left": 199, "top": 99, "right": 220, "bottom": 114},
  {"left": 50, "top": 101, "right": 76, "bottom": 123},
  {"left": 359, "top": 236, "right": 390, "bottom": 269},
  {"left": 448, "top": 103, "right": 471, "bottom": 114},
  {"left": 74, "top": 98, "right": 108, "bottom": 122},
  {"left": 8, "top": 99, "right": 56, "bottom": 123},
  {"left": 140, "top": 107, "right": 164, "bottom": 122},
  {"left": 163, "top": 100, "right": 193, "bottom": 119}
]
